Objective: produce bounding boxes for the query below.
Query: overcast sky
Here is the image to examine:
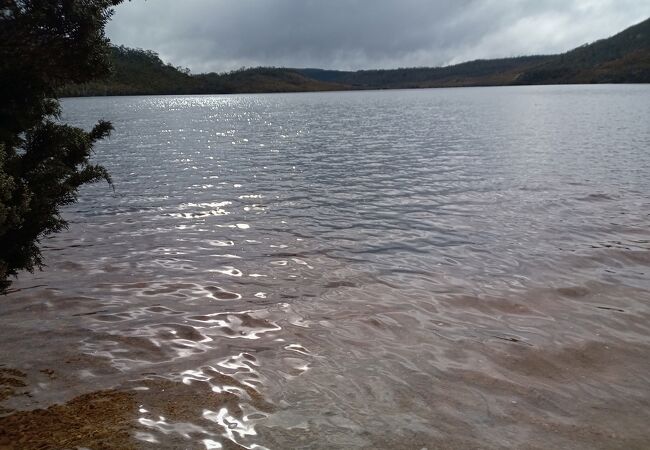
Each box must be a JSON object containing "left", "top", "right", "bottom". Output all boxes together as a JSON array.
[{"left": 106, "top": 0, "right": 650, "bottom": 73}]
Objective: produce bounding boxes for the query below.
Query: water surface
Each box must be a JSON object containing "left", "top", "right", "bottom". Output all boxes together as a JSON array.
[{"left": 1, "top": 85, "right": 650, "bottom": 449}]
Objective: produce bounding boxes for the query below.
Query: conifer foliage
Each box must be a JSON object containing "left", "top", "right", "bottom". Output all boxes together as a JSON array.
[{"left": 0, "top": 0, "right": 123, "bottom": 291}]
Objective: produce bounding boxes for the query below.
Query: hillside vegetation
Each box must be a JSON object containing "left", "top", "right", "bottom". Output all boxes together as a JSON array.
[
  {"left": 61, "top": 17, "right": 650, "bottom": 97},
  {"left": 517, "top": 17, "right": 650, "bottom": 84},
  {"left": 297, "top": 56, "right": 552, "bottom": 89},
  {"left": 59, "top": 46, "right": 343, "bottom": 97}
]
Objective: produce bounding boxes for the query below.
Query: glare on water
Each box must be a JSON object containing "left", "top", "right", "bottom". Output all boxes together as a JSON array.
[{"left": 1, "top": 85, "right": 650, "bottom": 449}]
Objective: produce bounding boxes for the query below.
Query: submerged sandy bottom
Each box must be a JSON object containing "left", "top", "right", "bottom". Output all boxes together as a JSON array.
[{"left": 1, "top": 274, "right": 649, "bottom": 449}]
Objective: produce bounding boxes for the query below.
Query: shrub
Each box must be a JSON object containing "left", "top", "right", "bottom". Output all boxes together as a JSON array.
[{"left": 0, "top": 0, "right": 124, "bottom": 292}]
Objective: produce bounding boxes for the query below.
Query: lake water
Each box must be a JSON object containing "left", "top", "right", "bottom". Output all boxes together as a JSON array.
[{"left": 2, "top": 85, "right": 650, "bottom": 449}]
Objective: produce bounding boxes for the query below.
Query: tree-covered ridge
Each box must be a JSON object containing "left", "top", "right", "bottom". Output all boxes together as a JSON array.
[
  {"left": 297, "top": 56, "right": 553, "bottom": 88},
  {"left": 60, "top": 46, "right": 199, "bottom": 96},
  {"left": 314, "top": 17, "right": 650, "bottom": 88},
  {"left": 61, "top": 16, "right": 650, "bottom": 97},
  {"left": 195, "top": 67, "right": 345, "bottom": 94},
  {"left": 517, "top": 17, "right": 650, "bottom": 84},
  {"left": 59, "top": 47, "right": 344, "bottom": 96}
]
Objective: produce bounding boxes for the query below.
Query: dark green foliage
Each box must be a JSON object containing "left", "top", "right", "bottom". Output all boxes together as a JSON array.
[
  {"left": 0, "top": 0, "right": 123, "bottom": 291},
  {"left": 59, "top": 46, "right": 200, "bottom": 96}
]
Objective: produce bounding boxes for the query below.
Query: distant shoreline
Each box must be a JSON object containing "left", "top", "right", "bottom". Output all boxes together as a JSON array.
[
  {"left": 59, "top": 17, "right": 650, "bottom": 98},
  {"left": 60, "top": 81, "right": 650, "bottom": 99}
]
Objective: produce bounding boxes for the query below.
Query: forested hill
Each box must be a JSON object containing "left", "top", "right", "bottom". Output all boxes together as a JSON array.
[
  {"left": 59, "top": 46, "right": 344, "bottom": 96},
  {"left": 517, "top": 16, "right": 650, "bottom": 84},
  {"left": 300, "top": 17, "right": 650, "bottom": 88},
  {"left": 60, "top": 17, "right": 650, "bottom": 97},
  {"left": 60, "top": 46, "right": 198, "bottom": 96},
  {"left": 296, "top": 56, "right": 551, "bottom": 89}
]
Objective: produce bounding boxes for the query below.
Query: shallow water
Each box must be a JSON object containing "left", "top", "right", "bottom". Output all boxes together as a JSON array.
[{"left": 2, "top": 85, "right": 650, "bottom": 449}]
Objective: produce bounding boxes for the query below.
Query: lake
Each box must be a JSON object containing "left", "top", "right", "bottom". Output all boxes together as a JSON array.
[{"left": 2, "top": 85, "right": 650, "bottom": 449}]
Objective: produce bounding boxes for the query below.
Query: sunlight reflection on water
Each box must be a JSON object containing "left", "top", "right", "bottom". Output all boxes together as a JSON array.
[{"left": 2, "top": 85, "right": 650, "bottom": 449}]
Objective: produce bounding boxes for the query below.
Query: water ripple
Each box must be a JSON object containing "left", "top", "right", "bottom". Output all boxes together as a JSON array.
[{"left": 2, "top": 85, "right": 650, "bottom": 449}]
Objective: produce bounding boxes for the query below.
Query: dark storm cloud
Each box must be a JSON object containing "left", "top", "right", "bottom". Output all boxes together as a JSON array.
[{"left": 106, "top": 0, "right": 650, "bottom": 73}]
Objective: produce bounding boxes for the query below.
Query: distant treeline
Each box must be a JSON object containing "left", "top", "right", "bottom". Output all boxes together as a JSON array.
[
  {"left": 297, "top": 56, "right": 551, "bottom": 89},
  {"left": 60, "top": 17, "right": 650, "bottom": 97},
  {"left": 58, "top": 46, "right": 343, "bottom": 97}
]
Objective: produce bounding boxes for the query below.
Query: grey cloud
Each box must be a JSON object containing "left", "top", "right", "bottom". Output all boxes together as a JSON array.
[{"left": 106, "top": 0, "right": 650, "bottom": 73}]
